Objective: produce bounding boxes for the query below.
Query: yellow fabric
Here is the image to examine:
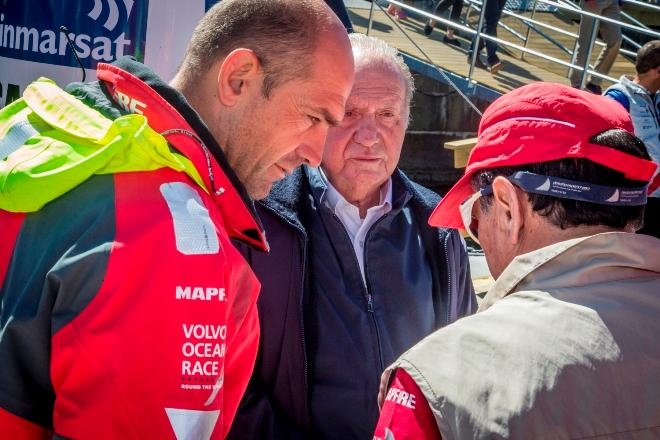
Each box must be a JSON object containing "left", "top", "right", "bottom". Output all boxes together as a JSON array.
[{"left": 0, "top": 78, "right": 206, "bottom": 212}]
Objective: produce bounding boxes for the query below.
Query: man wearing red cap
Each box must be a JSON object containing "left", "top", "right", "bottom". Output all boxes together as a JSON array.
[{"left": 373, "top": 82, "right": 660, "bottom": 439}]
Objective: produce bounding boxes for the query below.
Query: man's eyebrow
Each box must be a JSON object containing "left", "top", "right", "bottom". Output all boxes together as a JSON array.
[{"left": 320, "top": 108, "right": 341, "bottom": 127}]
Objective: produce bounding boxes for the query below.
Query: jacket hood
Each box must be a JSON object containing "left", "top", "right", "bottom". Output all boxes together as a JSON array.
[
  {"left": 0, "top": 77, "right": 203, "bottom": 213},
  {"left": 609, "top": 75, "right": 651, "bottom": 96},
  {"left": 92, "top": 57, "right": 268, "bottom": 251}
]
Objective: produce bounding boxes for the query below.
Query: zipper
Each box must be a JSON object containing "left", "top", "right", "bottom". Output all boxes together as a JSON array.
[
  {"left": 360, "top": 213, "right": 391, "bottom": 371},
  {"left": 263, "top": 207, "right": 311, "bottom": 423},
  {"left": 443, "top": 232, "right": 453, "bottom": 326},
  {"left": 326, "top": 211, "right": 386, "bottom": 369},
  {"left": 299, "top": 235, "right": 309, "bottom": 414}
]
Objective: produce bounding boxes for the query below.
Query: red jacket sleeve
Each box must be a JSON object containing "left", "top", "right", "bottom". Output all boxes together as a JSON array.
[
  {"left": 220, "top": 243, "right": 262, "bottom": 438},
  {"left": 373, "top": 369, "right": 442, "bottom": 440}
]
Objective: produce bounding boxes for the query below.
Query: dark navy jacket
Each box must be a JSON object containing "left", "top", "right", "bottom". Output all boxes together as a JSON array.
[{"left": 228, "top": 166, "right": 475, "bottom": 439}]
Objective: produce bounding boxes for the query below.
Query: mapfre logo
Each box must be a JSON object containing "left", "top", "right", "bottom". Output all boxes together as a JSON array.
[
  {"left": 176, "top": 286, "right": 227, "bottom": 302},
  {"left": 0, "top": 0, "right": 148, "bottom": 69},
  {"left": 113, "top": 90, "right": 146, "bottom": 114}
]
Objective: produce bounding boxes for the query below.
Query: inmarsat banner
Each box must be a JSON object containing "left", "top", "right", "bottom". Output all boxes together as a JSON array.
[{"left": 0, "top": 0, "right": 213, "bottom": 107}]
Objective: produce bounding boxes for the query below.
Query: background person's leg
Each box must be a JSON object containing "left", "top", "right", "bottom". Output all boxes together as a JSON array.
[
  {"left": 570, "top": 0, "right": 604, "bottom": 87},
  {"left": 425, "top": 0, "right": 452, "bottom": 34},
  {"left": 445, "top": 0, "right": 464, "bottom": 39},
  {"left": 589, "top": 0, "right": 622, "bottom": 87},
  {"left": 484, "top": 0, "right": 506, "bottom": 68}
]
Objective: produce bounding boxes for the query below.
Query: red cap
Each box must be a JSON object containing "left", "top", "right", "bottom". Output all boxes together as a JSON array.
[{"left": 429, "top": 82, "right": 658, "bottom": 229}]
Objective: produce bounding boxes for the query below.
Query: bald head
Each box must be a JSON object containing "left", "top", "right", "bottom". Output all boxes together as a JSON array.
[{"left": 177, "top": 0, "right": 345, "bottom": 97}]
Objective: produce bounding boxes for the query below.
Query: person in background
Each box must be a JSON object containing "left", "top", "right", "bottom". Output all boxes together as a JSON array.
[
  {"left": 228, "top": 33, "right": 475, "bottom": 440},
  {"left": 570, "top": 0, "right": 622, "bottom": 94},
  {"left": 374, "top": 82, "right": 660, "bottom": 440},
  {"left": 423, "top": 0, "right": 464, "bottom": 48},
  {"left": 387, "top": 2, "right": 408, "bottom": 20},
  {"left": 0, "top": 0, "right": 354, "bottom": 438},
  {"left": 605, "top": 39, "right": 660, "bottom": 238},
  {"left": 467, "top": 0, "right": 507, "bottom": 74}
]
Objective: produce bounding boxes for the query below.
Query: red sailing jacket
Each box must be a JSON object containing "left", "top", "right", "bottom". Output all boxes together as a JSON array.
[
  {"left": 373, "top": 369, "right": 442, "bottom": 440},
  {"left": 0, "top": 58, "right": 268, "bottom": 439}
]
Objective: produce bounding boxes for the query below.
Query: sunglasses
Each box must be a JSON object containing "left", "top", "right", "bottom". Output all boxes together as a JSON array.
[{"left": 459, "top": 185, "right": 493, "bottom": 245}]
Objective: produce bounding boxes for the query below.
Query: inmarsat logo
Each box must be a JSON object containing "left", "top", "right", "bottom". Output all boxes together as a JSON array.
[
  {"left": 0, "top": 0, "right": 148, "bottom": 69},
  {"left": 88, "top": 0, "right": 135, "bottom": 31}
]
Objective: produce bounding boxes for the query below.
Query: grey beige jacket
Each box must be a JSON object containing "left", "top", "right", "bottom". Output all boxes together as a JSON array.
[{"left": 383, "top": 232, "right": 660, "bottom": 439}]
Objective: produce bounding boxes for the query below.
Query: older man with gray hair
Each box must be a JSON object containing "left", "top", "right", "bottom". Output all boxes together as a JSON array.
[{"left": 227, "top": 33, "right": 475, "bottom": 440}]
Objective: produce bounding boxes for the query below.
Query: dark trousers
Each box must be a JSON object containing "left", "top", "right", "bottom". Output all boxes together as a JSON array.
[
  {"left": 469, "top": 0, "right": 507, "bottom": 65},
  {"left": 432, "top": 0, "right": 464, "bottom": 23}
]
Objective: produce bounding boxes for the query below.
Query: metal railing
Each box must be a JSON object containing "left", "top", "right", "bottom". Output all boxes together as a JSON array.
[
  {"left": 465, "top": 0, "right": 642, "bottom": 58},
  {"left": 537, "top": 0, "right": 658, "bottom": 85},
  {"left": 368, "top": 1, "right": 485, "bottom": 114},
  {"left": 625, "top": 0, "right": 660, "bottom": 12},
  {"left": 470, "top": 0, "right": 653, "bottom": 58},
  {"left": 534, "top": 0, "right": 647, "bottom": 57},
  {"left": 521, "top": 0, "right": 573, "bottom": 59},
  {"left": 368, "top": 0, "right": 660, "bottom": 91}
]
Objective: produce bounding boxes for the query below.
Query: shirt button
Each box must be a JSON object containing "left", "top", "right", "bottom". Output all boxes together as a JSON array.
[{"left": 360, "top": 240, "right": 364, "bottom": 247}]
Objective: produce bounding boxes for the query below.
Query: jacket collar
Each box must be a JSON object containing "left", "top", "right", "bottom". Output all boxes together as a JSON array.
[
  {"left": 479, "top": 232, "right": 660, "bottom": 312},
  {"left": 616, "top": 75, "right": 654, "bottom": 97},
  {"left": 96, "top": 57, "right": 268, "bottom": 251},
  {"left": 258, "top": 167, "right": 311, "bottom": 233}
]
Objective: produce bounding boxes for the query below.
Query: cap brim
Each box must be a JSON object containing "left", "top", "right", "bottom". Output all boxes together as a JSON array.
[{"left": 428, "top": 172, "right": 475, "bottom": 229}]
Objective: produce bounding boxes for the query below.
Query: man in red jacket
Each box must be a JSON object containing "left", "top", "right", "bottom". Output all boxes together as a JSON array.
[{"left": 0, "top": 1, "right": 353, "bottom": 439}]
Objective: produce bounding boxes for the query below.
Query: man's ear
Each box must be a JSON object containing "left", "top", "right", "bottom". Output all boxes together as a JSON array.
[
  {"left": 491, "top": 176, "right": 526, "bottom": 245},
  {"left": 217, "top": 48, "right": 262, "bottom": 107}
]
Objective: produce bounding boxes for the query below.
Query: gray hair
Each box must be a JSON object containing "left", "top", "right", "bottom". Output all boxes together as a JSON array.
[
  {"left": 179, "top": 0, "right": 336, "bottom": 97},
  {"left": 348, "top": 33, "right": 415, "bottom": 107}
]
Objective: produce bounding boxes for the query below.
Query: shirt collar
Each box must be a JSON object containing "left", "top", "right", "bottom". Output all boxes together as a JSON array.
[{"left": 317, "top": 167, "right": 393, "bottom": 215}]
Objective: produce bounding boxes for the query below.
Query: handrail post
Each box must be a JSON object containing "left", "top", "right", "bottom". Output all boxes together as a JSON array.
[
  {"left": 468, "top": 0, "right": 488, "bottom": 87},
  {"left": 466, "top": 0, "right": 474, "bottom": 27},
  {"left": 367, "top": 0, "right": 375, "bottom": 36},
  {"left": 521, "top": 0, "right": 538, "bottom": 60},
  {"left": 579, "top": 16, "right": 599, "bottom": 89},
  {"left": 565, "top": 0, "right": 581, "bottom": 78},
  {"left": 568, "top": 39, "right": 579, "bottom": 77}
]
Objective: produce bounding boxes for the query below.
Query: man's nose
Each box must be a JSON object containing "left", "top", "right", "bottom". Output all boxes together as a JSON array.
[
  {"left": 353, "top": 115, "right": 378, "bottom": 147},
  {"left": 296, "top": 126, "right": 327, "bottom": 167}
]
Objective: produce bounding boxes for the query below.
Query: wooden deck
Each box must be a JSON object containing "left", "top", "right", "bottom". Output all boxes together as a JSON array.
[{"left": 347, "top": 2, "right": 636, "bottom": 95}]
